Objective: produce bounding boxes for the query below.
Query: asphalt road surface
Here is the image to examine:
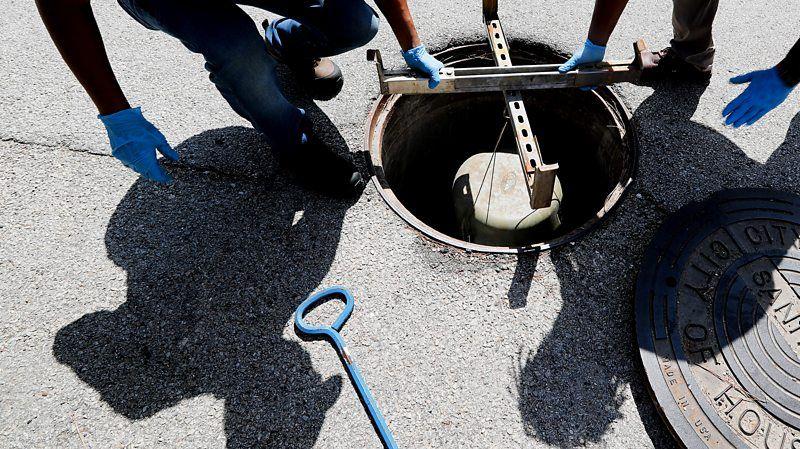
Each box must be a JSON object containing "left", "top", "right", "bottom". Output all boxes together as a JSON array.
[{"left": 2, "top": 0, "right": 799, "bottom": 447}]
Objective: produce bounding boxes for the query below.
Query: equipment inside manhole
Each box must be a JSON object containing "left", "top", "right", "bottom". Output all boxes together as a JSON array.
[{"left": 365, "top": 42, "right": 637, "bottom": 253}]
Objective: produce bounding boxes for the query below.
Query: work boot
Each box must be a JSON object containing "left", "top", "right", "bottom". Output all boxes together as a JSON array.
[
  {"left": 279, "top": 130, "right": 365, "bottom": 197},
  {"left": 641, "top": 47, "right": 712, "bottom": 84},
  {"left": 262, "top": 20, "right": 345, "bottom": 101}
]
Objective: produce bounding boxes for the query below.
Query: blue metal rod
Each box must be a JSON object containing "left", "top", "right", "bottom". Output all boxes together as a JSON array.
[{"left": 331, "top": 333, "right": 398, "bottom": 449}]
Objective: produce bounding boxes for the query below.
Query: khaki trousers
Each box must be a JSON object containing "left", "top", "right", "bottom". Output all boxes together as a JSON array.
[{"left": 671, "top": 0, "right": 719, "bottom": 71}]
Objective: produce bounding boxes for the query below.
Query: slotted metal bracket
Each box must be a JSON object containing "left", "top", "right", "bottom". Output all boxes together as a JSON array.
[{"left": 483, "top": 0, "right": 555, "bottom": 209}]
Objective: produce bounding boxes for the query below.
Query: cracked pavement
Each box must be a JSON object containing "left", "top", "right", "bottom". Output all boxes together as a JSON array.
[{"left": 2, "top": 0, "right": 800, "bottom": 448}]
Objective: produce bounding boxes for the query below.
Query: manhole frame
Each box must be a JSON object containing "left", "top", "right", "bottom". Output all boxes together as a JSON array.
[{"left": 364, "top": 43, "right": 639, "bottom": 253}]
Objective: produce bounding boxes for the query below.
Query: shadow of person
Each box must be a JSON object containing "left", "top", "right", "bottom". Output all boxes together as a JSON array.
[
  {"left": 513, "top": 80, "right": 800, "bottom": 448},
  {"left": 52, "top": 122, "right": 359, "bottom": 448}
]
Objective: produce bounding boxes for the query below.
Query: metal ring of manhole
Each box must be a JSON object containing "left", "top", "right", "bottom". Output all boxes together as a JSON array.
[
  {"left": 364, "top": 42, "right": 637, "bottom": 253},
  {"left": 636, "top": 188, "right": 800, "bottom": 448}
]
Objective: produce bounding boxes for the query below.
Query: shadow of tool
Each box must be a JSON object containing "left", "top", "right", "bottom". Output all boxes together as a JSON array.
[
  {"left": 52, "top": 121, "right": 359, "bottom": 448},
  {"left": 512, "top": 80, "right": 800, "bottom": 448}
]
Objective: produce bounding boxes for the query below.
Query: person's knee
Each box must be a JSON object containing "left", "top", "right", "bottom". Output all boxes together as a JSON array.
[
  {"left": 355, "top": 10, "right": 380, "bottom": 47},
  {"left": 203, "top": 39, "right": 283, "bottom": 124},
  {"left": 338, "top": 5, "right": 379, "bottom": 49},
  {"left": 204, "top": 31, "right": 271, "bottom": 79}
]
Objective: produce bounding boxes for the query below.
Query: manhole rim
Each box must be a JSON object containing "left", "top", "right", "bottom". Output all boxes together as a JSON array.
[{"left": 364, "top": 45, "right": 639, "bottom": 254}]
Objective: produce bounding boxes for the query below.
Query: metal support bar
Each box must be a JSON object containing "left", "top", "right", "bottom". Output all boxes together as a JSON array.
[
  {"left": 366, "top": 41, "right": 650, "bottom": 95},
  {"left": 482, "top": 2, "right": 556, "bottom": 209}
]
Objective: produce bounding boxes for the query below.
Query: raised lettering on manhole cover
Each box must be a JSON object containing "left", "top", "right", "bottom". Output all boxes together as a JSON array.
[{"left": 636, "top": 189, "right": 800, "bottom": 449}]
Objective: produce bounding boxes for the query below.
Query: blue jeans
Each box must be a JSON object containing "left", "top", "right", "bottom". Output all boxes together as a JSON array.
[{"left": 118, "top": 0, "right": 379, "bottom": 149}]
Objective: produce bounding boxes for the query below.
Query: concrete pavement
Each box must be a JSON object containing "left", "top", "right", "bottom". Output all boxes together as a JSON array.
[{"left": 2, "top": 0, "right": 800, "bottom": 447}]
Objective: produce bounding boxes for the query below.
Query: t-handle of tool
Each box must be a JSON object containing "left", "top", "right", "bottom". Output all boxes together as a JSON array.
[{"left": 295, "top": 286, "right": 355, "bottom": 339}]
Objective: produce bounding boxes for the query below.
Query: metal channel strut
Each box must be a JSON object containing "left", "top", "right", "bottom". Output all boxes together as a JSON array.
[{"left": 483, "top": 0, "right": 555, "bottom": 208}]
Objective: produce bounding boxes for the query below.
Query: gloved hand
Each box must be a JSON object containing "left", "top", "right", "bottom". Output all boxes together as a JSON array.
[
  {"left": 558, "top": 39, "right": 606, "bottom": 73},
  {"left": 402, "top": 44, "right": 445, "bottom": 89},
  {"left": 723, "top": 67, "right": 794, "bottom": 127},
  {"left": 99, "top": 107, "right": 178, "bottom": 183}
]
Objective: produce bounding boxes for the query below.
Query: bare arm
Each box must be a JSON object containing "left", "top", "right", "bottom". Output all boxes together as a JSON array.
[
  {"left": 36, "top": 0, "right": 130, "bottom": 115},
  {"left": 587, "top": 0, "right": 630, "bottom": 46},
  {"left": 373, "top": 0, "right": 421, "bottom": 51}
]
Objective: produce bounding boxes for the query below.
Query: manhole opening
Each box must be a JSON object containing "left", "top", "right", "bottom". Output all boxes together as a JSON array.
[{"left": 366, "top": 42, "right": 637, "bottom": 253}]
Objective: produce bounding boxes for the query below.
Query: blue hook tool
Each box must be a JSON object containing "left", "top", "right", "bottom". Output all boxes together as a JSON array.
[{"left": 295, "top": 287, "right": 398, "bottom": 449}]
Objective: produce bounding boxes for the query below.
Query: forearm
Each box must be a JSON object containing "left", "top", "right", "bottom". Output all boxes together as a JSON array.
[
  {"left": 373, "top": 0, "right": 420, "bottom": 51},
  {"left": 36, "top": 0, "right": 129, "bottom": 115},
  {"left": 777, "top": 38, "right": 800, "bottom": 87},
  {"left": 587, "top": 0, "right": 630, "bottom": 46}
]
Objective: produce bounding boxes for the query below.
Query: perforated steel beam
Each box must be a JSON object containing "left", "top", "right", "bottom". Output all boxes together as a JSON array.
[{"left": 482, "top": 0, "right": 556, "bottom": 209}]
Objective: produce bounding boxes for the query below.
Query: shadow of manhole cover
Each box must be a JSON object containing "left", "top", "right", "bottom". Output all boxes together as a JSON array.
[{"left": 637, "top": 188, "right": 800, "bottom": 448}]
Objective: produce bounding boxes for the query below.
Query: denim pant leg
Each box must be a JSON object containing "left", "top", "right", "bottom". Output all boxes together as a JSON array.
[
  {"left": 118, "top": 0, "right": 304, "bottom": 150},
  {"left": 258, "top": 0, "right": 380, "bottom": 61}
]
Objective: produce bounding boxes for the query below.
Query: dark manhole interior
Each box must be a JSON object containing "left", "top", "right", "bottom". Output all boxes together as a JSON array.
[{"left": 366, "top": 42, "right": 637, "bottom": 253}]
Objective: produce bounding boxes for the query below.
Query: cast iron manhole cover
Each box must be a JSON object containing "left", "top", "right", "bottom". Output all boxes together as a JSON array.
[{"left": 637, "top": 189, "right": 800, "bottom": 448}]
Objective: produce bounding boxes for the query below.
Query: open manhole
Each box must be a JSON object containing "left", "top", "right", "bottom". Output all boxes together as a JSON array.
[
  {"left": 637, "top": 189, "right": 800, "bottom": 448},
  {"left": 365, "top": 42, "right": 637, "bottom": 253}
]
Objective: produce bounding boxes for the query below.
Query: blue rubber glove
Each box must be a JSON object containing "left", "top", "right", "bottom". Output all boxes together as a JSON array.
[
  {"left": 558, "top": 39, "right": 606, "bottom": 73},
  {"left": 722, "top": 67, "right": 794, "bottom": 127},
  {"left": 402, "top": 45, "right": 445, "bottom": 89},
  {"left": 99, "top": 107, "right": 178, "bottom": 183}
]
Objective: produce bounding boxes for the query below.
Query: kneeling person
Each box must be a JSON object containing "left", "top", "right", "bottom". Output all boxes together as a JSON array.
[{"left": 36, "top": 0, "right": 444, "bottom": 194}]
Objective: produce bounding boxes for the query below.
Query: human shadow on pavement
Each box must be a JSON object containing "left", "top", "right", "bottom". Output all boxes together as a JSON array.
[
  {"left": 514, "top": 81, "right": 800, "bottom": 448},
  {"left": 53, "top": 122, "right": 359, "bottom": 448}
]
